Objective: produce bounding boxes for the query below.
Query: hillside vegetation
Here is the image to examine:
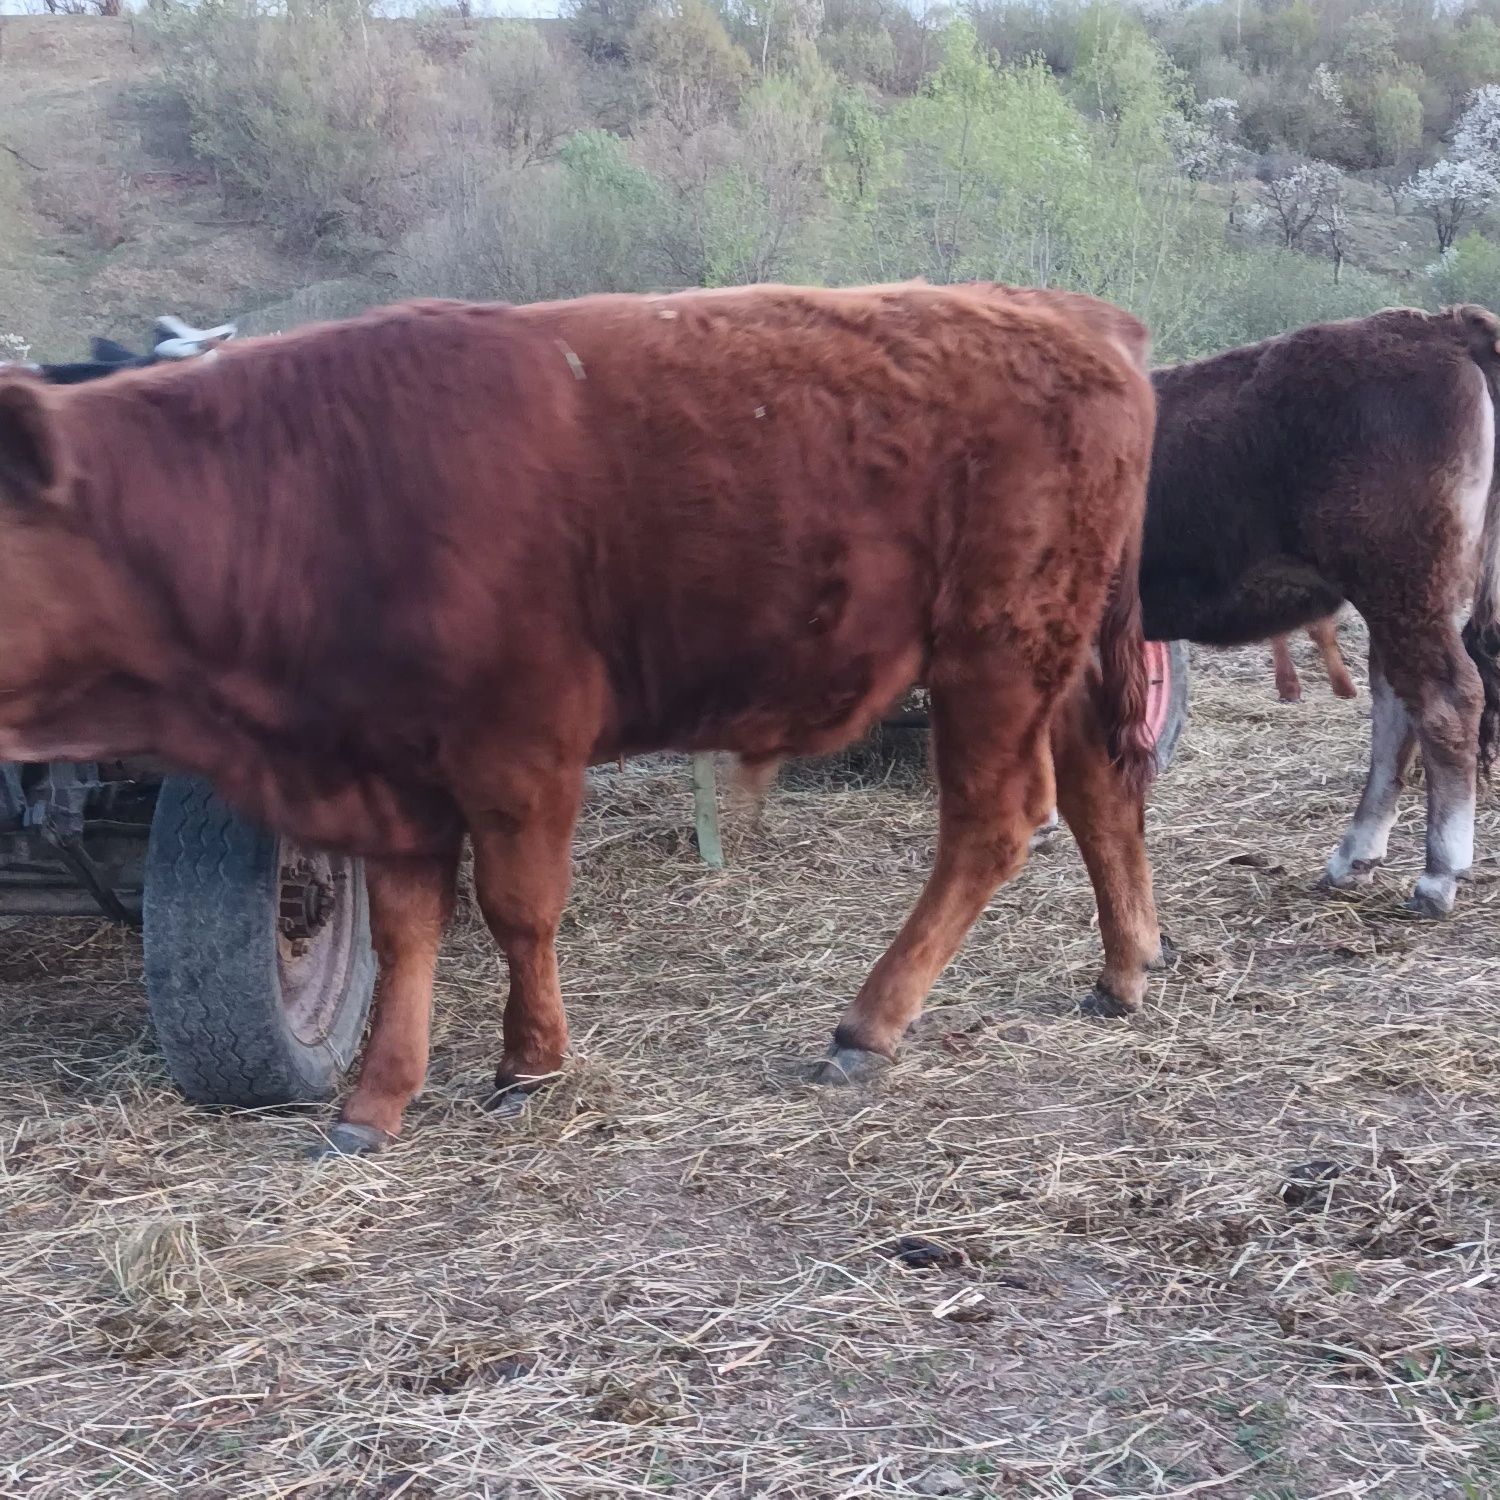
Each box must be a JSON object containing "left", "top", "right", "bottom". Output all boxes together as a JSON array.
[{"left": 7, "top": 2, "right": 1500, "bottom": 362}]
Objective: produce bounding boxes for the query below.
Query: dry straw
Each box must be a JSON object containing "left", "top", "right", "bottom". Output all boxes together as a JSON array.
[{"left": 1, "top": 625, "right": 1498, "bottom": 1497}]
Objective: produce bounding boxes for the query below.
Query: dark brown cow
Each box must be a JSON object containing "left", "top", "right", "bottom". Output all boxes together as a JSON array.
[
  {"left": 1082, "top": 304, "right": 1500, "bottom": 944},
  {"left": 0, "top": 284, "right": 1159, "bottom": 1153}
]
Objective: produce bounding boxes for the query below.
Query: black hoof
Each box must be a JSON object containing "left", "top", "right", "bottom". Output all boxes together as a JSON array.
[
  {"left": 1148, "top": 934, "right": 1181, "bottom": 972},
  {"left": 484, "top": 1068, "right": 557, "bottom": 1116},
  {"left": 484, "top": 1086, "right": 531, "bottom": 1119},
  {"left": 308, "top": 1122, "right": 393, "bottom": 1158},
  {"left": 814, "top": 1045, "right": 893, "bottom": 1085},
  {"left": 1079, "top": 987, "right": 1138, "bottom": 1020}
]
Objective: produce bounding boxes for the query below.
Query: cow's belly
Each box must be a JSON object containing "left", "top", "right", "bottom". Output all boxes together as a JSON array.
[
  {"left": 603, "top": 587, "right": 930, "bottom": 763},
  {"left": 1140, "top": 553, "right": 1345, "bottom": 646}
]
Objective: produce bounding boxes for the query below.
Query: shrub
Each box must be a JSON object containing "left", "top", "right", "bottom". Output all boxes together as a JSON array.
[
  {"left": 147, "top": 0, "right": 429, "bottom": 252},
  {"left": 1428, "top": 232, "right": 1500, "bottom": 313}
]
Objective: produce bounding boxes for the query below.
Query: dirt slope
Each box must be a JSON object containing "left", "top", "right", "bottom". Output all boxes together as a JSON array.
[{"left": 0, "top": 16, "right": 327, "bottom": 361}]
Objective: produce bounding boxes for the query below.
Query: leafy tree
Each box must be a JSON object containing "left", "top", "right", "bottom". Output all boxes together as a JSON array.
[
  {"left": 631, "top": 0, "right": 752, "bottom": 133},
  {"left": 1370, "top": 81, "right": 1422, "bottom": 170}
]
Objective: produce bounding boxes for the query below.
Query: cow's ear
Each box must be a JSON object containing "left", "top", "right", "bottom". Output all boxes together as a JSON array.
[{"left": 0, "top": 377, "right": 69, "bottom": 511}]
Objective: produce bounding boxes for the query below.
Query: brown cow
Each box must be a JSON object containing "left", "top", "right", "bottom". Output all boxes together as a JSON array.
[
  {"left": 1270, "top": 613, "right": 1358, "bottom": 703},
  {"left": 1105, "top": 304, "right": 1500, "bottom": 933},
  {"left": 0, "top": 284, "right": 1159, "bottom": 1153}
]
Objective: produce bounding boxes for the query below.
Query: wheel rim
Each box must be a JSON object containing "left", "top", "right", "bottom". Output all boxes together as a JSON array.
[
  {"left": 275, "top": 842, "right": 359, "bottom": 1046},
  {"left": 1142, "top": 639, "right": 1174, "bottom": 753}
]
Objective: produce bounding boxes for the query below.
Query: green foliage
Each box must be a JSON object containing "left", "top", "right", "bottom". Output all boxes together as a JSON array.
[
  {"left": 150, "top": 0, "right": 1498, "bottom": 366},
  {"left": 1370, "top": 81, "right": 1423, "bottom": 169},
  {"left": 1429, "top": 231, "right": 1500, "bottom": 312},
  {"left": 631, "top": 0, "right": 752, "bottom": 131},
  {"left": 828, "top": 85, "right": 885, "bottom": 206},
  {"left": 702, "top": 63, "right": 832, "bottom": 283}
]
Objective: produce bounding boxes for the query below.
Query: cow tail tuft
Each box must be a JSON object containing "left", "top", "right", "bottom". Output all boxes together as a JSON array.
[{"left": 1097, "top": 524, "right": 1156, "bottom": 798}]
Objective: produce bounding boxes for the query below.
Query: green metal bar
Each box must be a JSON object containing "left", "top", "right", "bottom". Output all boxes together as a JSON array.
[{"left": 691, "top": 753, "right": 724, "bottom": 869}]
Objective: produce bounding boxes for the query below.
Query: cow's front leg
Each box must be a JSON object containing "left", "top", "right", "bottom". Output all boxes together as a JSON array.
[
  {"left": 314, "top": 850, "right": 459, "bottom": 1156},
  {"left": 1323, "top": 650, "right": 1415, "bottom": 893},
  {"left": 469, "top": 765, "right": 585, "bottom": 1114},
  {"left": 1050, "top": 672, "right": 1164, "bottom": 1018}
]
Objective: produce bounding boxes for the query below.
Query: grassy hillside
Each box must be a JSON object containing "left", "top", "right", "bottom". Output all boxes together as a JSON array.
[
  {"left": 0, "top": 9, "right": 1493, "bottom": 365},
  {"left": 0, "top": 17, "right": 363, "bottom": 360}
]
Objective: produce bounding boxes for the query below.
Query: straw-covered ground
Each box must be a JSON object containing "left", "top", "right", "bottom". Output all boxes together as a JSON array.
[{"left": 2, "top": 626, "right": 1499, "bottom": 1499}]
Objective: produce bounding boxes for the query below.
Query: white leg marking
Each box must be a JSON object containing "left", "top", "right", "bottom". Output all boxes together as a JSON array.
[
  {"left": 1028, "top": 807, "right": 1061, "bottom": 850},
  {"left": 1325, "top": 665, "right": 1414, "bottom": 887},
  {"left": 1412, "top": 789, "right": 1476, "bottom": 917}
]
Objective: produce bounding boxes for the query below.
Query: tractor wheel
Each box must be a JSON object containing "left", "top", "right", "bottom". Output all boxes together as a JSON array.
[{"left": 142, "top": 778, "right": 375, "bottom": 1107}]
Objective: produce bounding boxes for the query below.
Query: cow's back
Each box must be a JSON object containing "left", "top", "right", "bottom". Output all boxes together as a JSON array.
[{"left": 511, "top": 284, "right": 1150, "bottom": 760}]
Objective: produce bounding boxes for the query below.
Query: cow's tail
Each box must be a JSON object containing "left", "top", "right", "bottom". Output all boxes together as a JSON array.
[
  {"left": 1097, "top": 522, "right": 1156, "bottom": 799},
  {"left": 1450, "top": 304, "right": 1500, "bottom": 777}
]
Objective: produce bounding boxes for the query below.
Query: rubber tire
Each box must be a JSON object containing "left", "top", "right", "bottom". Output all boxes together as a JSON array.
[
  {"left": 1152, "top": 639, "right": 1191, "bottom": 775},
  {"left": 142, "top": 777, "right": 376, "bottom": 1107}
]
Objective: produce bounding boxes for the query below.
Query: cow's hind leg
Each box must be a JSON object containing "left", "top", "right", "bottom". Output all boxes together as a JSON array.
[
  {"left": 817, "top": 662, "right": 1055, "bottom": 1083},
  {"left": 468, "top": 766, "right": 585, "bottom": 1113},
  {"left": 1310, "top": 616, "right": 1358, "bottom": 699},
  {"left": 1050, "top": 672, "right": 1163, "bottom": 1019},
  {"left": 1271, "top": 635, "right": 1302, "bottom": 703},
  {"left": 1389, "top": 628, "right": 1483, "bottom": 917},
  {"left": 1323, "top": 647, "right": 1416, "bottom": 894},
  {"left": 1325, "top": 627, "right": 1481, "bottom": 916},
  {"left": 315, "top": 851, "right": 460, "bottom": 1156}
]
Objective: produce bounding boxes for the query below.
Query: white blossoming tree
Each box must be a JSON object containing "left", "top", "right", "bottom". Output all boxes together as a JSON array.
[
  {"left": 1408, "top": 86, "right": 1500, "bottom": 251},
  {"left": 1259, "top": 159, "right": 1345, "bottom": 250}
]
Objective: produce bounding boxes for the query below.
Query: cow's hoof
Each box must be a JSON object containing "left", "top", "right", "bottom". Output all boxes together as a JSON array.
[
  {"left": 1148, "top": 934, "right": 1181, "bottom": 972},
  {"left": 1079, "top": 986, "right": 1138, "bottom": 1020},
  {"left": 1406, "top": 878, "right": 1456, "bottom": 920},
  {"left": 484, "top": 1068, "right": 556, "bottom": 1117},
  {"left": 814, "top": 1045, "right": 892, "bottom": 1085},
  {"left": 308, "top": 1122, "right": 393, "bottom": 1158},
  {"left": 1320, "top": 857, "right": 1379, "bottom": 891},
  {"left": 483, "top": 1086, "right": 531, "bottom": 1119}
]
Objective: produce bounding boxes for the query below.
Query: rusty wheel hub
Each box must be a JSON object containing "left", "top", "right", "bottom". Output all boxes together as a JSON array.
[{"left": 278, "top": 857, "right": 336, "bottom": 955}]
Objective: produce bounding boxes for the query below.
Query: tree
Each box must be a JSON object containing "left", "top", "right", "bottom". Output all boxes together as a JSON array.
[
  {"left": 829, "top": 84, "right": 884, "bottom": 206},
  {"left": 1258, "top": 160, "right": 1345, "bottom": 251},
  {"left": 1337, "top": 11, "right": 1397, "bottom": 82},
  {"left": 564, "top": 0, "right": 654, "bottom": 63},
  {"left": 1370, "top": 81, "right": 1422, "bottom": 171},
  {"left": 1452, "top": 84, "right": 1500, "bottom": 178},
  {"left": 704, "top": 67, "right": 831, "bottom": 283},
  {"left": 1408, "top": 157, "right": 1498, "bottom": 252},
  {"left": 631, "top": 0, "right": 752, "bottom": 134},
  {"left": 464, "top": 23, "right": 580, "bottom": 168},
  {"left": 1316, "top": 179, "right": 1352, "bottom": 282},
  {"left": 1405, "top": 86, "right": 1500, "bottom": 251}
]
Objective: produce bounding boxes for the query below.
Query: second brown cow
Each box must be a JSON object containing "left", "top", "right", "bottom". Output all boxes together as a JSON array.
[{"left": 0, "top": 283, "right": 1159, "bottom": 1153}]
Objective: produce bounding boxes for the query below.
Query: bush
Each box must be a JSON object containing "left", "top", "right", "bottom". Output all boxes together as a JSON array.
[
  {"left": 147, "top": 0, "right": 429, "bottom": 252},
  {"left": 1428, "top": 232, "right": 1500, "bottom": 313}
]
